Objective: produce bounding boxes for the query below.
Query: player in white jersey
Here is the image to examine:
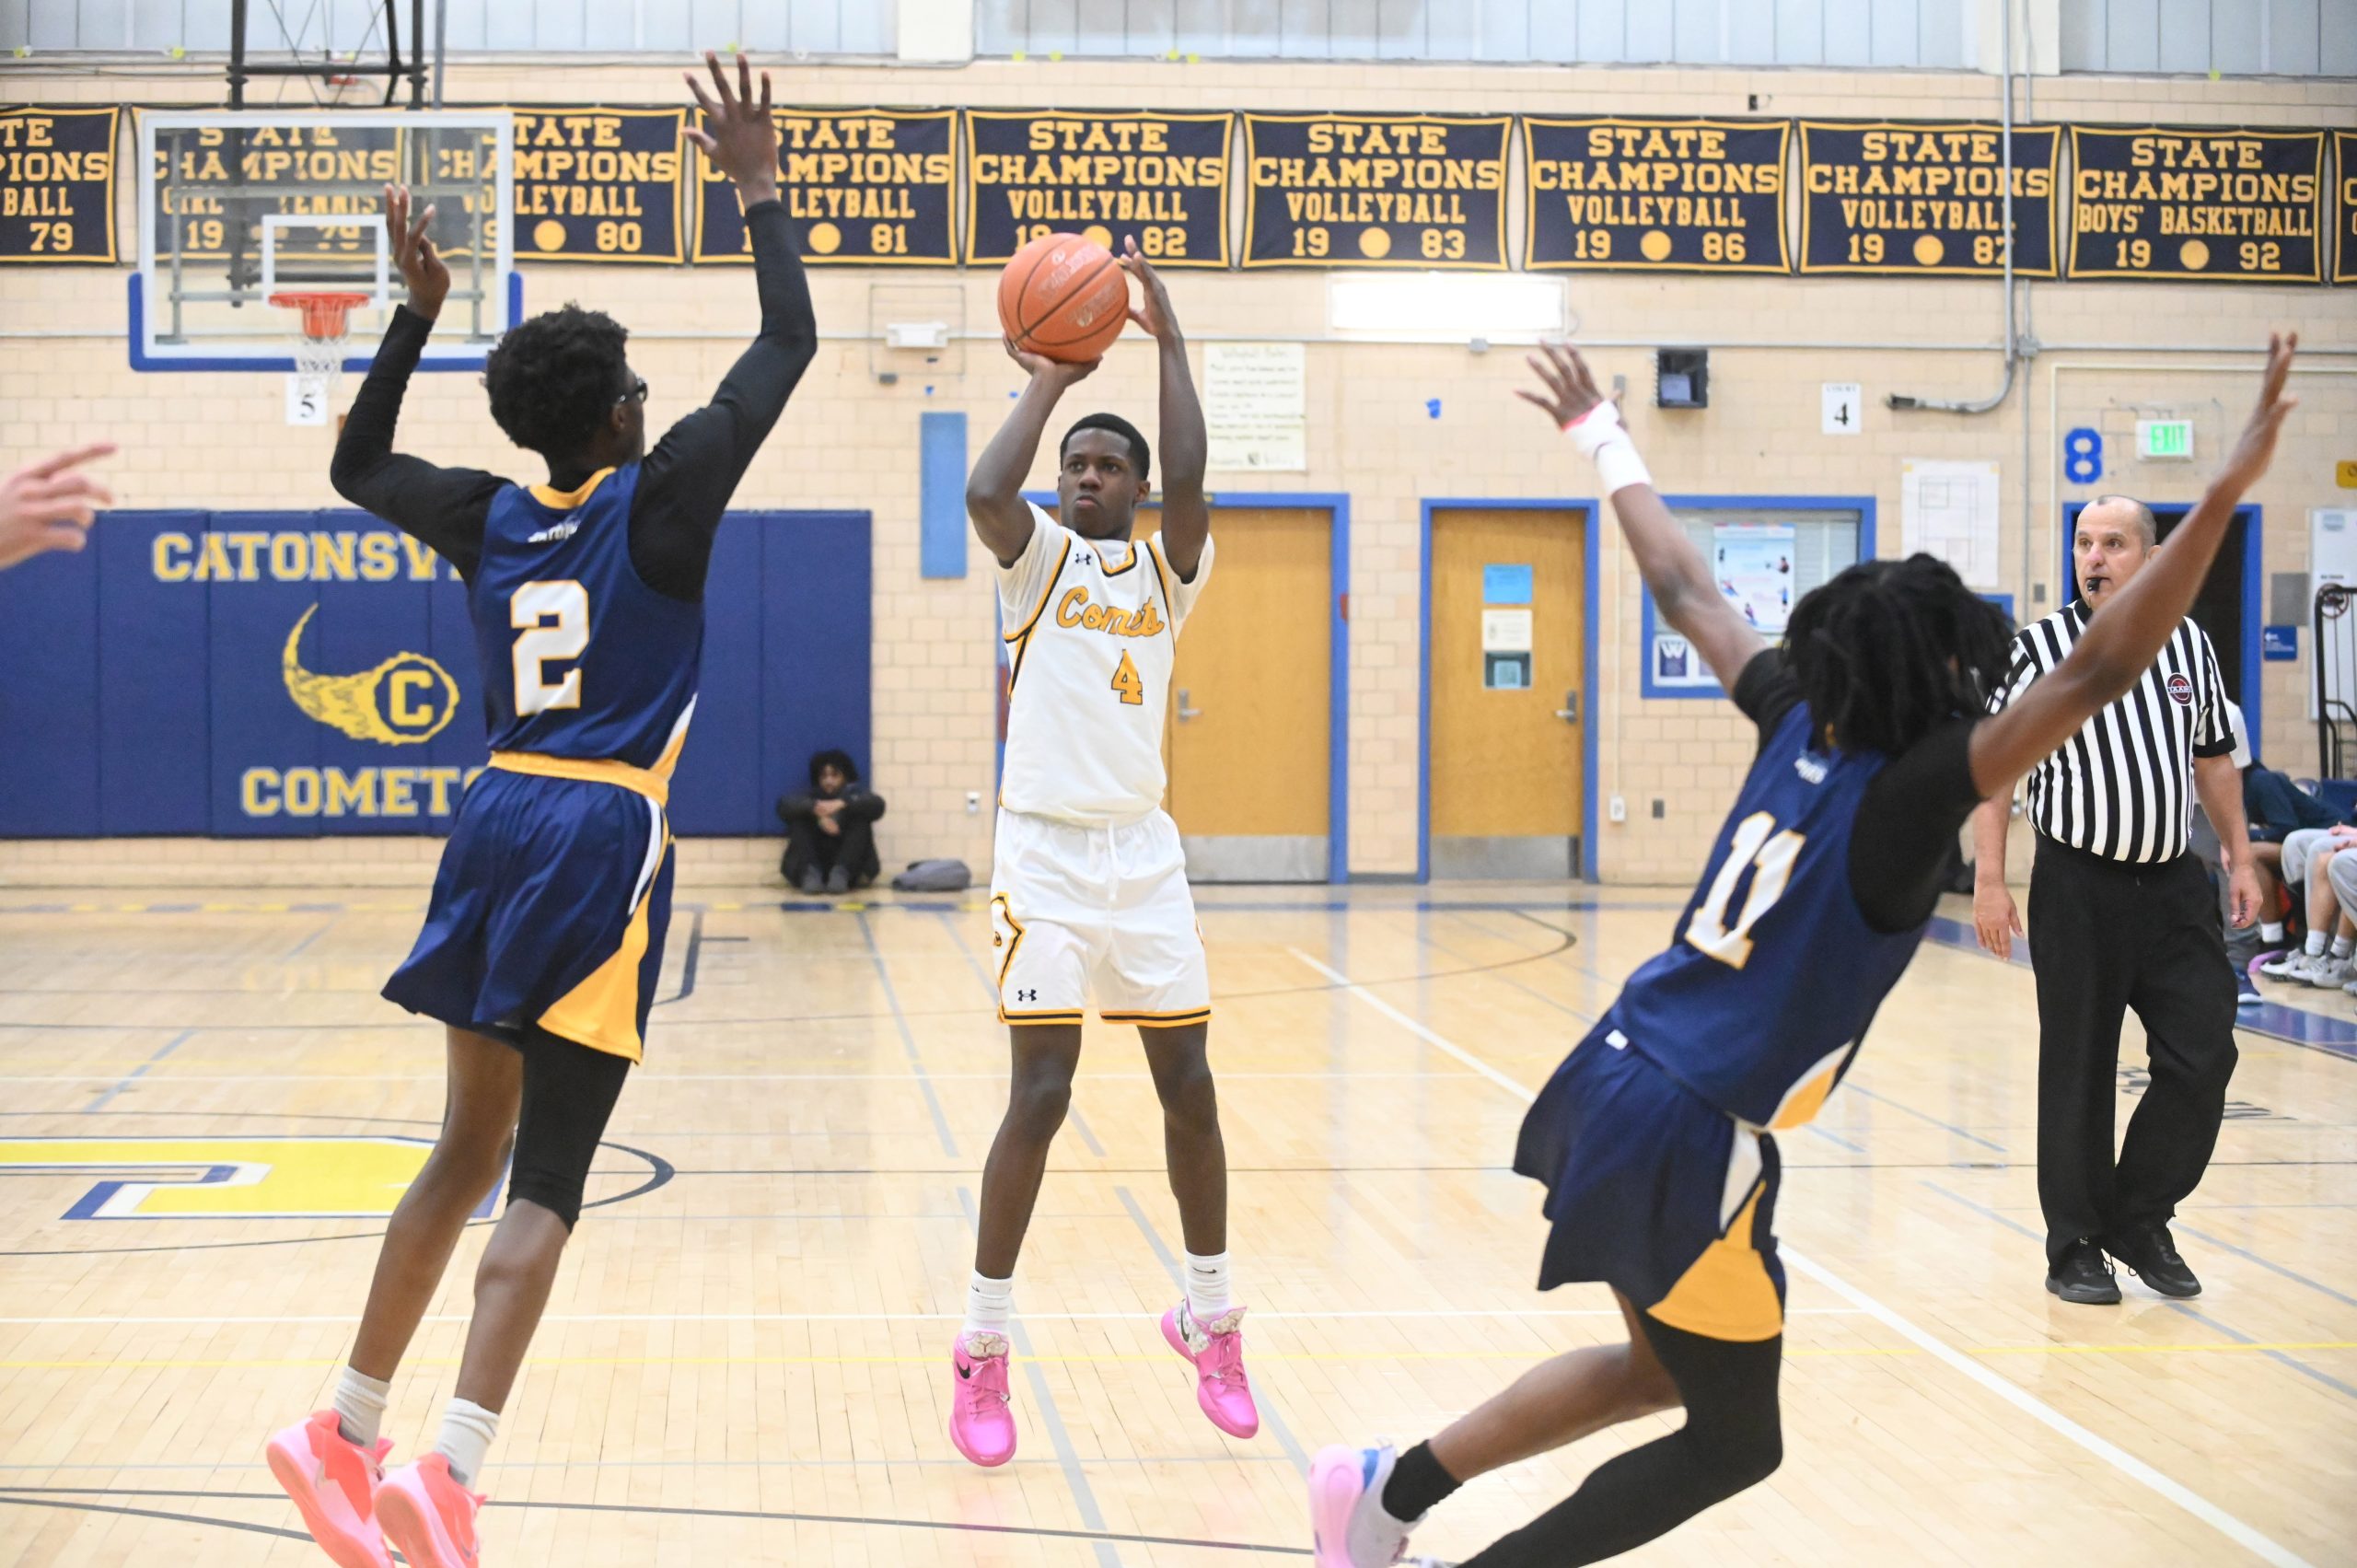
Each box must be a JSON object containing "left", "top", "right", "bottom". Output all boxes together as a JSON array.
[{"left": 946, "top": 239, "right": 1258, "bottom": 1468}]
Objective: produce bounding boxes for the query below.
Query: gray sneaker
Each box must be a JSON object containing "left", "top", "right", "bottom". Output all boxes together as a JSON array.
[
  {"left": 2258, "top": 949, "right": 2313, "bottom": 978},
  {"left": 2304, "top": 955, "right": 2355, "bottom": 989}
]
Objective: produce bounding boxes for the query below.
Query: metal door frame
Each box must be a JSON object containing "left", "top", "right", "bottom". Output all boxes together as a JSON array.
[{"left": 1419, "top": 497, "right": 1600, "bottom": 885}]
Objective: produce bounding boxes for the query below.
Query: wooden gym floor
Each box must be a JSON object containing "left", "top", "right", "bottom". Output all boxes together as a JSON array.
[{"left": 1, "top": 882, "right": 2351, "bottom": 1566}]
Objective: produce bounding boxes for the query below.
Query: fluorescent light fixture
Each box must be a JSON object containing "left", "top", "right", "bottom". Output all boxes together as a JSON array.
[{"left": 1327, "top": 273, "right": 1565, "bottom": 340}]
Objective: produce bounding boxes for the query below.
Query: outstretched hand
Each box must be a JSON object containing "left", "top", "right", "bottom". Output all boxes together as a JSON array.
[
  {"left": 684, "top": 51, "right": 778, "bottom": 202},
  {"left": 1120, "top": 236, "right": 1180, "bottom": 343},
  {"left": 1517, "top": 341, "right": 1608, "bottom": 429},
  {"left": 382, "top": 183, "right": 448, "bottom": 320},
  {"left": 2216, "top": 331, "right": 2298, "bottom": 496},
  {"left": 0, "top": 444, "right": 116, "bottom": 572},
  {"left": 1004, "top": 336, "right": 1098, "bottom": 388}
]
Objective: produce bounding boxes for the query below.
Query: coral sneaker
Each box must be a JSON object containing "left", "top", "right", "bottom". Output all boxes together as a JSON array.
[
  {"left": 264, "top": 1411, "right": 393, "bottom": 1568},
  {"left": 1162, "top": 1302, "right": 1260, "bottom": 1438},
  {"left": 948, "top": 1330, "right": 1017, "bottom": 1468},
  {"left": 1309, "top": 1441, "right": 1423, "bottom": 1568},
  {"left": 374, "top": 1454, "right": 484, "bottom": 1568}
]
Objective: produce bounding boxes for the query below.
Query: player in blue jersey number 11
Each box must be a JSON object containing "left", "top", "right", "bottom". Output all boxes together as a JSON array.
[{"left": 1308, "top": 330, "right": 2298, "bottom": 1568}]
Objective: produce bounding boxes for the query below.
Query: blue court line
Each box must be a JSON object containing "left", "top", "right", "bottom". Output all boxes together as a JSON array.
[
  {"left": 1923, "top": 914, "right": 2357, "bottom": 1063},
  {"left": 853, "top": 912, "right": 959, "bottom": 1160},
  {"left": 1064, "top": 1105, "right": 1109, "bottom": 1159},
  {"left": 1111, "top": 1185, "right": 1312, "bottom": 1478},
  {"left": 81, "top": 1031, "right": 193, "bottom": 1114},
  {"left": 2166, "top": 1222, "right": 2357, "bottom": 1312},
  {"left": 278, "top": 916, "right": 336, "bottom": 960},
  {"left": 1406, "top": 912, "right": 1600, "bottom": 1026},
  {"left": 1925, "top": 1182, "right": 2357, "bottom": 1403},
  {"left": 2162, "top": 1301, "right": 2357, "bottom": 1404},
  {"left": 957, "top": 1185, "right": 1123, "bottom": 1568},
  {"left": 1841, "top": 1084, "right": 2008, "bottom": 1154}
]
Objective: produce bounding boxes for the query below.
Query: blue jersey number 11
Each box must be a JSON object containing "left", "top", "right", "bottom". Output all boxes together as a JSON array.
[{"left": 1687, "top": 810, "right": 1805, "bottom": 970}]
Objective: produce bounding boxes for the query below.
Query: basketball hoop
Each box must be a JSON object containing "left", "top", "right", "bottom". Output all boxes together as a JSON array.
[{"left": 269, "top": 291, "right": 370, "bottom": 416}]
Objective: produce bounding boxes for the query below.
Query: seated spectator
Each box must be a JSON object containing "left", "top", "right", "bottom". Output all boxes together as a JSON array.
[{"left": 777, "top": 749, "right": 885, "bottom": 895}]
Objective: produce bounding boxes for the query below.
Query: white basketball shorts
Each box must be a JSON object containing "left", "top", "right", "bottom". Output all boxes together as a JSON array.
[{"left": 988, "top": 807, "right": 1212, "bottom": 1028}]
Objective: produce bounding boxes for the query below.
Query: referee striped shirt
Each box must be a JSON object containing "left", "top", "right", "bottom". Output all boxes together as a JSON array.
[{"left": 1989, "top": 604, "right": 2235, "bottom": 864}]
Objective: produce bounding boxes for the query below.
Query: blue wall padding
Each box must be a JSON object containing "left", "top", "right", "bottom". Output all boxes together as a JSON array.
[
  {"left": 920, "top": 411, "right": 969, "bottom": 580},
  {"left": 0, "top": 508, "right": 871, "bottom": 839}
]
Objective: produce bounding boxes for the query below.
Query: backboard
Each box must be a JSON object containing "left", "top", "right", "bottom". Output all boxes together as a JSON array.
[{"left": 134, "top": 110, "right": 517, "bottom": 373}]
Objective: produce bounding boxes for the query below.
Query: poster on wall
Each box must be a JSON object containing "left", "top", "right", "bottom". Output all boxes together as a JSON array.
[
  {"left": 2335, "top": 131, "right": 2356, "bottom": 285},
  {"left": 1799, "top": 121, "right": 2059, "bottom": 277},
  {"left": 1242, "top": 113, "right": 1509, "bottom": 270},
  {"left": 509, "top": 108, "right": 685, "bottom": 263},
  {"left": 0, "top": 105, "right": 119, "bottom": 263},
  {"left": 1522, "top": 116, "right": 1788, "bottom": 273},
  {"left": 965, "top": 110, "right": 1231, "bottom": 267},
  {"left": 1204, "top": 343, "right": 1307, "bottom": 471},
  {"left": 2067, "top": 125, "right": 2324, "bottom": 283},
  {"left": 1901, "top": 459, "right": 2003, "bottom": 588},
  {"left": 699, "top": 108, "right": 957, "bottom": 265},
  {"left": 1714, "top": 524, "right": 1797, "bottom": 634}
]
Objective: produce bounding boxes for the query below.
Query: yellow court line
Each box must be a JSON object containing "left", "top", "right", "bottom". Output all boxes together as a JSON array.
[{"left": 8, "top": 1342, "right": 2352, "bottom": 1372}]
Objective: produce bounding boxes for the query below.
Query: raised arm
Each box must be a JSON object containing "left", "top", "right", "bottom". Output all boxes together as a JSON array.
[
  {"left": 1120, "top": 238, "right": 1206, "bottom": 578},
  {"left": 1967, "top": 333, "right": 2298, "bottom": 796},
  {"left": 328, "top": 185, "right": 505, "bottom": 578},
  {"left": 967, "top": 345, "right": 1097, "bottom": 568},
  {"left": 633, "top": 52, "right": 818, "bottom": 598},
  {"left": 1520, "top": 343, "right": 1763, "bottom": 694}
]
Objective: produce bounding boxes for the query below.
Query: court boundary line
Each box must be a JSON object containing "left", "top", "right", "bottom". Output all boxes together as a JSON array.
[{"left": 1288, "top": 947, "right": 2319, "bottom": 1568}]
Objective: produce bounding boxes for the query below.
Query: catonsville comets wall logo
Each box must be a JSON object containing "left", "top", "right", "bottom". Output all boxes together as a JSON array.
[{"left": 281, "top": 605, "right": 460, "bottom": 745}]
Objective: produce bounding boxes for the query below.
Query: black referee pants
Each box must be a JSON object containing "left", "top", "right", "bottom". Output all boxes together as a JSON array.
[{"left": 2026, "top": 837, "right": 2238, "bottom": 1267}]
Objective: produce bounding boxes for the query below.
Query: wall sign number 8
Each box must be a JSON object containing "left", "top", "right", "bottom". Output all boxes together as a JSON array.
[{"left": 2064, "top": 427, "right": 2103, "bottom": 486}]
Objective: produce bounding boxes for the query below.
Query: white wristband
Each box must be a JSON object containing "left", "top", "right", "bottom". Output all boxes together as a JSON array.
[{"left": 1563, "top": 402, "right": 1653, "bottom": 494}]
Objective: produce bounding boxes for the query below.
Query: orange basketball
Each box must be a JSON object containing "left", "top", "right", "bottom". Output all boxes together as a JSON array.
[{"left": 998, "top": 232, "right": 1130, "bottom": 364}]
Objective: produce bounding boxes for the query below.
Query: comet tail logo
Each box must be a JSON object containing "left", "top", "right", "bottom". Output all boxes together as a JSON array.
[{"left": 282, "top": 605, "right": 460, "bottom": 746}]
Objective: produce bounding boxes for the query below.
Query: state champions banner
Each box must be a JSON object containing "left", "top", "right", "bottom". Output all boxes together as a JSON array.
[
  {"left": 1244, "top": 113, "right": 1508, "bottom": 269},
  {"left": 2068, "top": 125, "right": 2323, "bottom": 283},
  {"left": 965, "top": 110, "right": 1232, "bottom": 268},
  {"left": 1522, "top": 116, "right": 1786, "bottom": 273},
  {"left": 2339, "top": 131, "right": 2357, "bottom": 285},
  {"left": 509, "top": 107, "right": 685, "bottom": 263},
  {"left": 0, "top": 106, "right": 119, "bottom": 263},
  {"left": 1799, "top": 122, "right": 2060, "bottom": 277},
  {"left": 696, "top": 109, "right": 957, "bottom": 266}
]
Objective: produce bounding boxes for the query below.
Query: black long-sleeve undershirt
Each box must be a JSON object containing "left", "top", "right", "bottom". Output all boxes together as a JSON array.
[{"left": 329, "top": 198, "right": 816, "bottom": 600}]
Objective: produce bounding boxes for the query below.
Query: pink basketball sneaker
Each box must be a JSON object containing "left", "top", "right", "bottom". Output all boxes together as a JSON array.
[
  {"left": 948, "top": 1330, "right": 1016, "bottom": 1467},
  {"left": 1309, "top": 1440, "right": 1424, "bottom": 1568},
  {"left": 1161, "top": 1302, "right": 1259, "bottom": 1438},
  {"left": 265, "top": 1410, "right": 394, "bottom": 1568},
  {"left": 374, "top": 1453, "right": 484, "bottom": 1568}
]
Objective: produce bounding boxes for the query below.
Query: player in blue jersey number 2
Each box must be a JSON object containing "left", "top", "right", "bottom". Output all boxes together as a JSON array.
[{"left": 1309, "top": 331, "right": 2298, "bottom": 1568}]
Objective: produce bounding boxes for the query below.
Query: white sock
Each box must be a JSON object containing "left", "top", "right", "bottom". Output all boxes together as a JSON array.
[
  {"left": 331, "top": 1367, "right": 391, "bottom": 1447},
  {"left": 1185, "top": 1251, "right": 1233, "bottom": 1322},
  {"left": 2330, "top": 935, "right": 2351, "bottom": 960},
  {"left": 2260, "top": 921, "right": 2284, "bottom": 943},
  {"left": 2305, "top": 930, "right": 2328, "bottom": 957},
  {"left": 433, "top": 1399, "right": 499, "bottom": 1487},
  {"left": 964, "top": 1271, "right": 1013, "bottom": 1336}
]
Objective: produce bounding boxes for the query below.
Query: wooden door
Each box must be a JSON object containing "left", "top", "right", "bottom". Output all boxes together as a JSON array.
[
  {"left": 1429, "top": 507, "right": 1585, "bottom": 878},
  {"left": 1165, "top": 506, "right": 1333, "bottom": 882}
]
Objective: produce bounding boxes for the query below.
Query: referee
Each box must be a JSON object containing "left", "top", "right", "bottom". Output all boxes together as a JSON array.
[{"left": 1973, "top": 494, "right": 2258, "bottom": 1305}]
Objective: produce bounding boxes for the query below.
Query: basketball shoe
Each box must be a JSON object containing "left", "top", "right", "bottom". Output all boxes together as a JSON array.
[
  {"left": 264, "top": 1410, "right": 393, "bottom": 1568},
  {"left": 375, "top": 1454, "right": 484, "bottom": 1568},
  {"left": 1163, "top": 1301, "right": 1259, "bottom": 1437},
  {"left": 1309, "top": 1440, "right": 1440, "bottom": 1567},
  {"left": 948, "top": 1330, "right": 1016, "bottom": 1467}
]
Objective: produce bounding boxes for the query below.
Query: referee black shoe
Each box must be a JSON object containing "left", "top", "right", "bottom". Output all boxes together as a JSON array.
[
  {"left": 2105, "top": 1225, "right": 2201, "bottom": 1298},
  {"left": 2045, "top": 1239, "right": 2121, "bottom": 1305}
]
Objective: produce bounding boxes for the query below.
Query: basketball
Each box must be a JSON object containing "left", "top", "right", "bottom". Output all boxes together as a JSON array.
[{"left": 997, "top": 231, "right": 1130, "bottom": 363}]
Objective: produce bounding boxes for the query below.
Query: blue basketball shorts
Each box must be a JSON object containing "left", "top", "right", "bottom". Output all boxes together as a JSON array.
[
  {"left": 383, "top": 767, "right": 674, "bottom": 1063},
  {"left": 1513, "top": 1018, "right": 1787, "bottom": 1342}
]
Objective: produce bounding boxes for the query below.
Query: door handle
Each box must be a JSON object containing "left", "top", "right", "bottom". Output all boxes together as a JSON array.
[
  {"left": 1178, "top": 688, "right": 1202, "bottom": 720},
  {"left": 1555, "top": 691, "right": 1579, "bottom": 723}
]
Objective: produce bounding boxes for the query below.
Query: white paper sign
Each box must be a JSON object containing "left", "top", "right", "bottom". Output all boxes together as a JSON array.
[
  {"left": 286, "top": 374, "right": 328, "bottom": 426},
  {"left": 1901, "top": 458, "right": 2003, "bottom": 588},
  {"left": 1821, "top": 382, "right": 1862, "bottom": 436},
  {"left": 1204, "top": 342, "right": 1307, "bottom": 472},
  {"left": 1481, "top": 607, "right": 1533, "bottom": 653}
]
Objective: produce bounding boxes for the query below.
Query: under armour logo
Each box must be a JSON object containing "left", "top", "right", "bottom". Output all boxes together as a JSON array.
[
  {"left": 1016, "top": 989, "right": 1038, "bottom": 1003},
  {"left": 1074, "top": 553, "right": 1096, "bottom": 567}
]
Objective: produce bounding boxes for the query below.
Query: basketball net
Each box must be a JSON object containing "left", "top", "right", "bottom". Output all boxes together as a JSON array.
[{"left": 269, "top": 292, "right": 371, "bottom": 416}]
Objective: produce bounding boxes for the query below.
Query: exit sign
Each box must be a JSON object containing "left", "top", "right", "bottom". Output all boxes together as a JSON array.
[{"left": 2138, "top": 419, "right": 2195, "bottom": 459}]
